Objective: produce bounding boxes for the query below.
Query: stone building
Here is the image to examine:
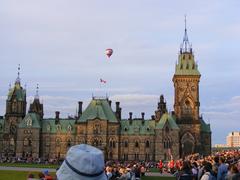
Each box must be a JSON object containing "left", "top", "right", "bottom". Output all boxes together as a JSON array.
[{"left": 0, "top": 25, "right": 211, "bottom": 161}]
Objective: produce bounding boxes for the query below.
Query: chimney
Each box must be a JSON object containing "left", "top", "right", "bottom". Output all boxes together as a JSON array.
[
  {"left": 129, "top": 112, "right": 133, "bottom": 125},
  {"left": 78, "top": 101, "right": 83, "bottom": 118},
  {"left": 115, "top": 101, "right": 121, "bottom": 120},
  {"left": 141, "top": 112, "right": 145, "bottom": 125},
  {"left": 55, "top": 111, "right": 60, "bottom": 124},
  {"left": 108, "top": 100, "right": 112, "bottom": 107},
  {"left": 129, "top": 112, "right": 133, "bottom": 120}
]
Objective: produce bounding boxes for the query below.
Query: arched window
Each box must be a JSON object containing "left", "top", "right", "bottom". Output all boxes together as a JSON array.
[
  {"left": 124, "top": 141, "right": 128, "bottom": 148},
  {"left": 47, "top": 124, "right": 51, "bottom": 132},
  {"left": 113, "top": 141, "right": 116, "bottom": 148},
  {"left": 56, "top": 124, "right": 61, "bottom": 131},
  {"left": 67, "top": 138, "right": 72, "bottom": 148},
  {"left": 24, "top": 138, "right": 29, "bottom": 146},
  {"left": 146, "top": 140, "right": 150, "bottom": 148},
  {"left": 135, "top": 141, "right": 139, "bottom": 148},
  {"left": 56, "top": 138, "right": 61, "bottom": 146},
  {"left": 26, "top": 118, "right": 32, "bottom": 127},
  {"left": 67, "top": 125, "right": 72, "bottom": 132}
]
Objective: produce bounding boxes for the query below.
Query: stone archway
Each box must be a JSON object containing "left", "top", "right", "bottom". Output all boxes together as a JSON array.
[{"left": 181, "top": 132, "right": 195, "bottom": 157}]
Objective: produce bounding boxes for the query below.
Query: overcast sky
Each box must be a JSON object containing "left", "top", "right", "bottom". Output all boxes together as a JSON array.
[{"left": 0, "top": 0, "right": 240, "bottom": 145}]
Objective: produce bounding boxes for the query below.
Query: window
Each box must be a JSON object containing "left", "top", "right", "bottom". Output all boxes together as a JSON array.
[
  {"left": 56, "top": 124, "right": 61, "bottom": 131},
  {"left": 24, "top": 138, "right": 29, "bottom": 146},
  {"left": 146, "top": 140, "right": 150, "bottom": 148},
  {"left": 134, "top": 153, "right": 139, "bottom": 160},
  {"left": 56, "top": 138, "right": 61, "bottom": 146},
  {"left": 47, "top": 124, "right": 51, "bottom": 132},
  {"left": 67, "top": 139, "right": 72, "bottom": 148},
  {"left": 145, "top": 153, "right": 150, "bottom": 161},
  {"left": 67, "top": 125, "right": 72, "bottom": 132},
  {"left": 124, "top": 127, "right": 128, "bottom": 132},
  {"left": 124, "top": 154, "right": 128, "bottom": 161},
  {"left": 135, "top": 141, "right": 139, "bottom": 148},
  {"left": 164, "top": 139, "right": 171, "bottom": 149},
  {"left": 113, "top": 141, "right": 116, "bottom": 148},
  {"left": 26, "top": 118, "right": 32, "bottom": 127},
  {"left": 124, "top": 141, "right": 128, "bottom": 148}
]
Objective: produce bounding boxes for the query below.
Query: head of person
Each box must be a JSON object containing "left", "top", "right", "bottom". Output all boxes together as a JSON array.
[
  {"left": 203, "top": 162, "right": 212, "bottom": 173},
  {"left": 56, "top": 144, "right": 107, "bottom": 180}
]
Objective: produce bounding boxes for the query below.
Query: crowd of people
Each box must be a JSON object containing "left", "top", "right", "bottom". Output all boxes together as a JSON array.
[{"left": 2, "top": 144, "right": 240, "bottom": 180}]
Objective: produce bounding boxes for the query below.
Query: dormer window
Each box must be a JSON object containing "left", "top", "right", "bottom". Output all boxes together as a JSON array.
[
  {"left": 56, "top": 124, "right": 61, "bottom": 131},
  {"left": 47, "top": 124, "right": 51, "bottom": 132},
  {"left": 26, "top": 118, "right": 32, "bottom": 127},
  {"left": 67, "top": 125, "right": 72, "bottom": 132}
]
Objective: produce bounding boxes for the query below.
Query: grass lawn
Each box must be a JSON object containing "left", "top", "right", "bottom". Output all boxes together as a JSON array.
[
  {"left": 0, "top": 170, "right": 176, "bottom": 180},
  {"left": 0, "top": 163, "right": 58, "bottom": 169},
  {"left": 0, "top": 170, "right": 56, "bottom": 180}
]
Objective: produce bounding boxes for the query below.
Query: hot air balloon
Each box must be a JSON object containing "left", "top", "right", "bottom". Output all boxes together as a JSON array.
[{"left": 105, "top": 48, "right": 113, "bottom": 58}]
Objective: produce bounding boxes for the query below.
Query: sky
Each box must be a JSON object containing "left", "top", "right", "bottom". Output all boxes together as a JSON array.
[{"left": 0, "top": 0, "right": 240, "bottom": 145}]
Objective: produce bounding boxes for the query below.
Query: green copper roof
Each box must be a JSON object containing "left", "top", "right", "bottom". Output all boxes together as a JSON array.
[
  {"left": 156, "top": 113, "right": 179, "bottom": 129},
  {"left": 42, "top": 119, "right": 76, "bottom": 134},
  {"left": 175, "top": 52, "right": 200, "bottom": 76},
  {"left": 200, "top": 119, "right": 211, "bottom": 133},
  {"left": 120, "top": 119, "right": 155, "bottom": 135},
  {"left": 78, "top": 98, "right": 118, "bottom": 123},
  {"left": 7, "top": 83, "right": 26, "bottom": 101},
  {"left": 19, "top": 113, "right": 41, "bottom": 129}
]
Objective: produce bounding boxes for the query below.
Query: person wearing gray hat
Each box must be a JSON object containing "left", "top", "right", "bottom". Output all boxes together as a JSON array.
[{"left": 56, "top": 144, "right": 107, "bottom": 180}]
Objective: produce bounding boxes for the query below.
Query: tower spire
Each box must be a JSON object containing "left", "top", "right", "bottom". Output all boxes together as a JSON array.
[
  {"left": 35, "top": 84, "right": 39, "bottom": 99},
  {"left": 15, "top": 64, "right": 21, "bottom": 84},
  {"left": 180, "top": 15, "right": 192, "bottom": 53}
]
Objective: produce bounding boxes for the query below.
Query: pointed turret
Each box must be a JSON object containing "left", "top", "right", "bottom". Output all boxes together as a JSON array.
[
  {"left": 6, "top": 65, "right": 26, "bottom": 118},
  {"left": 29, "top": 84, "right": 44, "bottom": 118},
  {"left": 175, "top": 16, "right": 200, "bottom": 76}
]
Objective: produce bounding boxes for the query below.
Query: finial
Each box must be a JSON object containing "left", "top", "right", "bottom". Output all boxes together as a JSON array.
[
  {"left": 35, "top": 84, "right": 39, "bottom": 99},
  {"left": 15, "top": 64, "right": 21, "bottom": 84},
  {"left": 9, "top": 83, "right": 11, "bottom": 91},
  {"left": 180, "top": 15, "right": 192, "bottom": 53}
]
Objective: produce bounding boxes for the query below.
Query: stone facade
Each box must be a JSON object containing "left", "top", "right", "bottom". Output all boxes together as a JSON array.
[{"left": 0, "top": 27, "right": 211, "bottom": 161}]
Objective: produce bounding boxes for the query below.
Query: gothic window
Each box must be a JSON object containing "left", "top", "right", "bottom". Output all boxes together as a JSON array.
[
  {"left": 183, "top": 99, "right": 193, "bottom": 117},
  {"left": 186, "top": 63, "right": 189, "bottom": 69},
  {"left": 124, "top": 154, "right": 128, "bottom": 161},
  {"left": 146, "top": 127, "right": 150, "bottom": 131},
  {"left": 124, "top": 127, "right": 128, "bottom": 132},
  {"left": 165, "top": 126, "right": 169, "bottom": 133},
  {"left": 56, "top": 138, "right": 61, "bottom": 146},
  {"left": 0, "top": 124, "right": 2, "bottom": 131},
  {"left": 45, "top": 137, "right": 50, "bottom": 146},
  {"left": 109, "top": 140, "right": 113, "bottom": 148},
  {"left": 24, "top": 138, "right": 29, "bottom": 146},
  {"left": 124, "top": 141, "right": 128, "bottom": 148},
  {"left": 12, "top": 100, "right": 17, "bottom": 113},
  {"left": 26, "top": 118, "right": 32, "bottom": 127},
  {"left": 146, "top": 140, "right": 150, "bottom": 148},
  {"left": 134, "top": 153, "right": 139, "bottom": 160},
  {"left": 135, "top": 141, "right": 139, "bottom": 148},
  {"left": 67, "top": 138, "right": 72, "bottom": 148},
  {"left": 10, "top": 137, "right": 15, "bottom": 146},
  {"left": 93, "top": 124, "right": 101, "bottom": 134},
  {"left": 145, "top": 153, "right": 150, "bottom": 161},
  {"left": 47, "top": 124, "right": 51, "bottom": 132},
  {"left": 67, "top": 125, "right": 72, "bottom": 132},
  {"left": 164, "top": 139, "right": 171, "bottom": 149},
  {"left": 56, "top": 124, "right": 61, "bottom": 131}
]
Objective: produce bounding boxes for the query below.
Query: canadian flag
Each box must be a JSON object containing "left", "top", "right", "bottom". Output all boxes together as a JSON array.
[{"left": 100, "top": 78, "right": 107, "bottom": 83}]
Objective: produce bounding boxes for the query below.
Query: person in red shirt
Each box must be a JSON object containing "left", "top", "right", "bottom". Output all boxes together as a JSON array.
[{"left": 158, "top": 160, "right": 163, "bottom": 173}]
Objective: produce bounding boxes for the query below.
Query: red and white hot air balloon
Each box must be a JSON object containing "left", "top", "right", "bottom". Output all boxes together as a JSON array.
[{"left": 105, "top": 48, "right": 113, "bottom": 58}]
